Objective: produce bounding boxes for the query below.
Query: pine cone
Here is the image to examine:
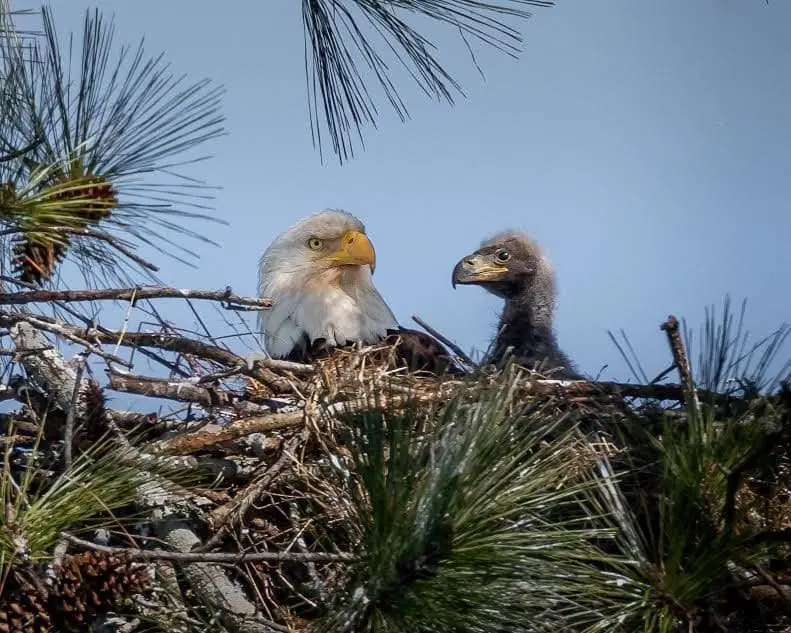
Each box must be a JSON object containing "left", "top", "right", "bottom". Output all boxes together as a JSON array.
[
  {"left": 54, "top": 173, "right": 118, "bottom": 223},
  {"left": 49, "top": 551, "right": 150, "bottom": 632},
  {"left": 11, "top": 235, "right": 69, "bottom": 285},
  {"left": 74, "top": 380, "right": 109, "bottom": 451},
  {"left": 0, "top": 564, "right": 53, "bottom": 633}
]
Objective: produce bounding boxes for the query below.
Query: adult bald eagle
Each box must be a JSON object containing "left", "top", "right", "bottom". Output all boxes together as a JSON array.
[
  {"left": 257, "top": 209, "right": 456, "bottom": 373},
  {"left": 451, "top": 230, "right": 580, "bottom": 379}
]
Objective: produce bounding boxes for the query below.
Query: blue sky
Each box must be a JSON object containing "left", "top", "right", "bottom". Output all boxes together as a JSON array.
[{"left": 55, "top": 0, "right": 791, "bottom": 384}]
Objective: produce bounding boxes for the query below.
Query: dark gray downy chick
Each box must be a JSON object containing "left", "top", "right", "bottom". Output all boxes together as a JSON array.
[{"left": 452, "top": 231, "right": 581, "bottom": 379}]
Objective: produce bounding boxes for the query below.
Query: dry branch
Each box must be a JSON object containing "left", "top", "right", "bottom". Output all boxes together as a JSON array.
[
  {"left": 0, "top": 309, "right": 293, "bottom": 393},
  {"left": 661, "top": 314, "right": 701, "bottom": 411},
  {"left": 108, "top": 370, "right": 233, "bottom": 408},
  {"left": 152, "top": 411, "right": 305, "bottom": 456},
  {"left": 63, "top": 533, "right": 354, "bottom": 563},
  {"left": 0, "top": 285, "right": 273, "bottom": 309}
]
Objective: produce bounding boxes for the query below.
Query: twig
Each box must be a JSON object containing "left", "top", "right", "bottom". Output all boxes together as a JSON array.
[
  {"left": 112, "top": 286, "right": 138, "bottom": 359},
  {"left": 63, "top": 352, "right": 88, "bottom": 469},
  {"left": 289, "top": 502, "right": 325, "bottom": 600},
  {"left": 513, "top": 377, "right": 734, "bottom": 406},
  {"left": 0, "top": 347, "right": 53, "bottom": 355},
  {"left": 196, "top": 365, "right": 246, "bottom": 384},
  {"left": 62, "top": 533, "right": 354, "bottom": 563},
  {"left": 251, "top": 358, "right": 316, "bottom": 375},
  {"left": 754, "top": 564, "right": 791, "bottom": 605},
  {"left": 0, "top": 285, "right": 272, "bottom": 309},
  {"left": 412, "top": 313, "right": 476, "bottom": 368},
  {"left": 746, "top": 528, "right": 791, "bottom": 546},
  {"left": 16, "top": 226, "right": 162, "bottom": 272},
  {"left": 661, "top": 315, "right": 701, "bottom": 413}
]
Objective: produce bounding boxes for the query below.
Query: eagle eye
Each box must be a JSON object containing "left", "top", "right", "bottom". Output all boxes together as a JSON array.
[
  {"left": 307, "top": 237, "right": 323, "bottom": 251},
  {"left": 494, "top": 249, "right": 511, "bottom": 263}
]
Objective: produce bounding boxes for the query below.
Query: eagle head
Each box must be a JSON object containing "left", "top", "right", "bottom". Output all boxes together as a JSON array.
[
  {"left": 451, "top": 230, "right": 554, "bottom": 301},
  {"left": 257, "top": 209, "right": 398, "bottom": 359}
]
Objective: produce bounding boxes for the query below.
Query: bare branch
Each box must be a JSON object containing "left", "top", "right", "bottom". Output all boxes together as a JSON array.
[
  {"left": 661, "top": 315, "right": 701, "bottom": 412},
  {"left": 107, "top": 370, "right": 233, "bottom": 408},
  {"left": 63, "top": 352, "right": 88, "bottom": 468},
  {"left": 152, "top": 411, "right": 304, "bottom": 456},
  {"left": 63, "top": 533, "right": 354, "bottom": 563},
  {"left": 0, "top": 310, "right": 294, "bottom": 393},
  {"left": 0, "top": 285, "right": 272, "bottom": 309}
]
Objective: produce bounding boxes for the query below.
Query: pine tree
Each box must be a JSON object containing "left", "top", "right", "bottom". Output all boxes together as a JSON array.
[{"left": 1, "top": 4, "right": 789, "bottom": 633}]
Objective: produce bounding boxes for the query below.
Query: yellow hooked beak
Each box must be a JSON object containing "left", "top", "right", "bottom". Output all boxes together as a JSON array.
[
  {"left": 451, "top": 254, "right": 508, "bottom": 288},
  {"left": 326, "top": 230, "right": 377, "bottom": 273}
]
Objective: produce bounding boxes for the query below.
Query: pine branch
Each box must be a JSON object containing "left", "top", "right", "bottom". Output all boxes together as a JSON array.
[
  {"left": 106, "top": 369, "right": 233, "bottom": 408},
  {"left": 62, "top": 534, "right": 354, "bottom": 563},
  {"left": 0, "top": 7, "right": 226, "bottom": 286},
  {"left": 0, "top": 310, "right": 292, "bottom": 393},
  {"left": 303, "top": 0, "right": 554, "bottom": 161},
  {"left": 0, "top": 285, "right": 272, "bottom": 309}
]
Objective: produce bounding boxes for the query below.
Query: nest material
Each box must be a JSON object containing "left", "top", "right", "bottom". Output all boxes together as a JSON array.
[
  {"left": 199, "top": 346, "right": 631, "bottom": 624},
  {"left": 1, "top": 301, "right": 790, "bottom": 633}
]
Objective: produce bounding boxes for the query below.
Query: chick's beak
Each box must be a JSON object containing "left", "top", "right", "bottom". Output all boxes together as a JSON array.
[
  {"left": 452, "top": 253, "right": 507, "bottom": 288},
  {"left": 327, "top": 230, "right": 376, "bottom": 273}
]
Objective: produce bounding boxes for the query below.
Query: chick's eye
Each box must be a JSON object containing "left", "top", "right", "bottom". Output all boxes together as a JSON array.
[
  {"left": 307, "top": 237, "right": 323, "bottom": 250},
  {"left": 495, "top": 249, "right": 510, "bottom": 263}
]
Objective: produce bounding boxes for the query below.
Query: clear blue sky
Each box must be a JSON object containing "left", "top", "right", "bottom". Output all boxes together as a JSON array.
[{"left": 56, "top": 1, "right": 791, "bottom": 384}]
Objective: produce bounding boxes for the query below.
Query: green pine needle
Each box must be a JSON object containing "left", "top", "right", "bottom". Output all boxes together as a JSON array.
[
  {"left": 303, "top": 0, "right": 554, "bottom": 163},
  {"left": 0, "top": 423, "right": 191, "bottom": 566},
  {"left": 0, "top": 6, "right": 226, "bottom": 286},
  {"left": 316, "top": 368, "right": 644, "bottom": 632}
]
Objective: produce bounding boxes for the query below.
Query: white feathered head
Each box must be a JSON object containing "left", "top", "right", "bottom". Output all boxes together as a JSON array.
[{"left": 257, "top": 210, "right": 398, "bottom": 359}]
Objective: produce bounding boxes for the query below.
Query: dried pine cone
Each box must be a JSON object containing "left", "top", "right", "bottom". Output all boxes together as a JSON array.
[
  {"left": 73, "top": 380, "right": 109, "bottom": 452},
  {"left": 54, "top": 173, "right": 118, "bottom": 223},
  {"left": 49, "top": 551, "right": 150, "bottom": 632},
  {"left": 11, "top": 235, "right": 69, "bottom": 285},
  {"left": 0, "top": 564, "right": 53, "bottom": 633}
]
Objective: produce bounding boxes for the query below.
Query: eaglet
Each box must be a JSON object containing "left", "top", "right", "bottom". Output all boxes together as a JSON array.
[{"left": 452, "top": 230, "right": 580, "bottom": 379}]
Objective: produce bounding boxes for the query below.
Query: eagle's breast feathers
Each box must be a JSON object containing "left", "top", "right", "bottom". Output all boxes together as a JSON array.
[
  {"left": 259, "top": 265, "right": 397, "bottom": 359},
  {"left": 257, "top": 210, "right": 398, "bottom": 360}
]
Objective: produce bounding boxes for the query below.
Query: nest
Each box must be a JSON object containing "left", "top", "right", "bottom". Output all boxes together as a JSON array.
[{"left": 0, "top": 287, "right": 789, "bottom": 632}]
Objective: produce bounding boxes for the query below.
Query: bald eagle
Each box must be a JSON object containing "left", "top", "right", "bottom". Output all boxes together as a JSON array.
[
  {"left": 451, "top": 231, "right": 580, "bottom": 379},
  {"left": 257, "top": 209, "right": 457, "bottom": 373}
]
